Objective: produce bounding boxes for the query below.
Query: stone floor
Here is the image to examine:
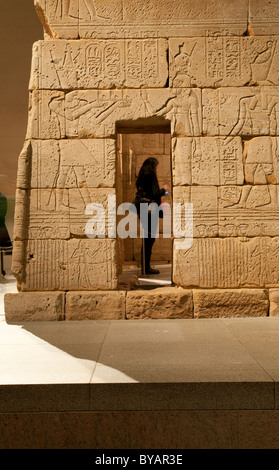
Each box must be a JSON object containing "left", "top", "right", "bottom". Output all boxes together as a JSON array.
[{"left": 1, "top": 274, "right": 279, "bottom": 448}]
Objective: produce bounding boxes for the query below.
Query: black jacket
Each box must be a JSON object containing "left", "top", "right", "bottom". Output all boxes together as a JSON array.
[{"left": 136, "top": 169, "right": 165, "bottom": 206}]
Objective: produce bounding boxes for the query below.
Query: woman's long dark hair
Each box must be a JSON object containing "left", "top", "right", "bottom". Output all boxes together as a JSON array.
[{"left": 136, "top": 157, "right": 159, "bottom": 189}]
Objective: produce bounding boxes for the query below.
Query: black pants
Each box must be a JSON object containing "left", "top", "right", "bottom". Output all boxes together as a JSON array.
[{"left": 140, "top": 212, "right": 158, "bottom": 271}]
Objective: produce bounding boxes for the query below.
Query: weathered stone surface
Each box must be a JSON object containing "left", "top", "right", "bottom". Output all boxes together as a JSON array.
[
  {"left": 26, "top": 89, "right": 202, "bottom": 139},
  {"left": 218, "top": 185, "right": 279, "bottom": 237},
  {"left": 269, "top": 289, "right": 279, "bottom": 316},
  {"left": 173, "top": 184, "right": 279, "bottom": 238},
  {"left": 28, "top": 139, "right": 116, "bottom": 189},
  {"left": 193, "top": 289, "right": 269, "bottom": 318},
  {"left": 35, "top": 0, "right": 79, "bottom": 39},
  {"left": 30, "top": 39, "right": 168, "bottom": 89},
  {"left": 35, "top": 0, "right": 248, "bottom": 40},
  {"left": 173, "top": 186, "right": 218, "bottom": 238},
  {"left": 13, "top": 188, "right": 116, "bottom": 241},
  {"left": 170, "top": 36, "right": 279, "bottom": 87},
  {"left": 172, "top": 137, "right": 244, "bottom": 186},
  {"left": 250, "top": 0, "right": 279, "bottom": 35},
  {"left": 65, "top": 291, "right": 125, "bottom": 319},
  {"left": 173, "top": 237, "right": 279, "bottom": 288},
  {"left": 12, "top": 239, "right": 118, "bottom": 291},
  {"left": 203, "top": 87, "right": 279, "bottom": 137},
  {"left": 126, "top": 287, "right": 193, "bottom": 319},
  {"left": 4, "top": 292, "right": 65, "bottom": 322}
]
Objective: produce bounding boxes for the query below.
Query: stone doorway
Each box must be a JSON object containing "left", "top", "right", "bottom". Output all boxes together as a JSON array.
[{"left": 116, "top": 123, "right": 172, "bottom": 288}]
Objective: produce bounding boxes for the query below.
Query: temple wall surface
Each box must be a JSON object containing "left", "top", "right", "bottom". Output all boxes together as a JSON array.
[{"left": 5, "top": 0, "right": 279, "bottom": 320}]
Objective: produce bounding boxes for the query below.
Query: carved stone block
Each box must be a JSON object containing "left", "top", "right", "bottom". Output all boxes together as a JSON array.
[
  {"left": 126, "top": 287, "right": 193, "bottom": 319},
  {"left": 65, "top": 291, "right": 126, "bottom": 319},
  {"left": 30, "top": 39, "right": 168, "bottom": 89},
  {"left": 203, "top": 87, "right": 279, "bottom": 137},
  {"left": 169, "top": 36, "right": 279, "bottom": 87},
  {"left": 173, "top": 186, "right": 218, "bottom": 238},
  {"left": 172, "top": 137, "right": 244, "bottom": 186},
  {"left": 12, "top": 239, "right": 118, "bottom": 291},
  {"left": 13, "top": 187, "right": 115, "bottom": 241},
  {"left": 250, "top": 0, "right": 279, "bottom": 35},
  {"left": 26, "top": 89, "right": 202, "bottom": 139},
  {"left": 24, "top": 139, "right": 116, "bottom": 190},
  {"left": 35, "top": 0, "right": 248, "bottom": 39},
  {"left": 173, "top": 183, "right": 279, "bottom": 238},
  {"left": 219, "top": 185, "right": 279, "bottom": 237},
  {"left": 4, "top": 292, "right": 65, "bottom": 322},
  {"left": 173, "top": 237, "right": 279, "bottom": 288},
  {"left": 34, "top": 0, "right": 79, "bottom": 38},
  {"left": 193, "top": 289, "right": 269, "bottom": 318}
]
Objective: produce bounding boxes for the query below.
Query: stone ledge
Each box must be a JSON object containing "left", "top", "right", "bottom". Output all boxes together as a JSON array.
[
  {"left": 4, "top": 287, "right": 275, "bottom": 321},
  {"left": 2, "top": 409, "right": 279, "bottom": 449},
  {"left": 0, "top": 381, "right": 274, "bottom": 413}
]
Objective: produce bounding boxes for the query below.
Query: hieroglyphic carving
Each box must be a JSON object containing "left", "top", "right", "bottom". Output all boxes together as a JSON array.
[
  {"left": 173, "top": 237, "right": 279, "bottom": 288},
  {"left": 172, "top": 137, "right": 244, "bottom": 186},
  {"left": 29, "top": 139, "right": 116, "bottom": 189},
  {"left": 27, "top": 88, "right": 202, "bottom": 138},
  {"left": 27, "top": 187, "right": 115, "bottom": 239},
  {"left": 219, "top": 185, "right": 279, "bottom": 237},
  {"left": 173, "top": 182, "right": 279, "bottom": 238},
  {"left": 35, "top": 0, "right": 79, "bottom": 38},
  {"left": 14, "top": 138, "right": 117, "bottom": 241},
  {"left": 203, "top": 87, "right": 279, "bottom": 137},
  {"left": 17, "top": 238, "right": 118, "bottom": 291},
  {"left": 35, "top": 0, "right": 248, "bottom": 39},
  {"left": 173, "top": 186, "right": 218, "bottom": 238},
  {"left": 29, "top": 39, "right": 168, "bottom": 90}
]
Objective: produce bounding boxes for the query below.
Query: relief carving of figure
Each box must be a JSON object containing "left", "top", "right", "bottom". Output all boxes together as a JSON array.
[
  {"left": 172, "top": 42, "right": 196, "bottom": 87},
  {"left": 224, "top": 137, "right": 279, "bottom": 209},
  {"left": 224, "top": 90, "right": 279, "bottom": 209},
  {"left": 49, "top": 91, "right": 130, "bottom": 138},
  {"left": 57, "top": 0, "right": 109, "bottom": 19},
  {"left": 155, "top": 89, "right": 202, "bottom": 161},
  {"left": 251, "top": 40, "right": 276, "bottom": 83}
]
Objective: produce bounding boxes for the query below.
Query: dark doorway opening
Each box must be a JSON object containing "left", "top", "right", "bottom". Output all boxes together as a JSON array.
[{"left": 116, "top": 122, "right": 172, "bottom": 289}]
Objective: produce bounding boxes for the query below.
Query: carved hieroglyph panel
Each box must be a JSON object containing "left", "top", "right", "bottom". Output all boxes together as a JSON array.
[
  {"left": 173, "top": 237, "right": 279, "bottom": 288},
  {"left": 30, "top": 39, "right": 168, "bottom": 89},
  {"left": 172, "top": 137, "right": 244, "bottom": 186},
  {"left": 17, "top": 139, "right": 116, "bottom": 189},
  {"left": 169, "top": 36, "right": 279, "bottom": 87},
  {"left": 173, "top": 184, "right": 279, "bottom": 238},
  {"left": 173, "top": 186, "right": 218, "bottom": 238},
  {"left": 26, "top": 89, "right": 202, "bottom": 139},
  {"left": 203, "top": 87, "right": 279, "bottom": 137},
  {"left": 250, "top": 0, "right": 279, "bottom": 35},
  {"left": 219, "top": 185, "right": 279, "bottom": 237},
  {"left": 13, "top": 238, "right": 118, "bottom": 291},
  {"left": 35, "top": 0, "right": 248, "bottom": 39},
  {"left": 13, "top": 187, "right": 115, "bottom": 241}
]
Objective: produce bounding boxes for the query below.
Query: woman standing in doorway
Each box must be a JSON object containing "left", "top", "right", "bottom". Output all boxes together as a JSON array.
[{"left": 135, "top": 157, "right": 168, "bottom": 275}]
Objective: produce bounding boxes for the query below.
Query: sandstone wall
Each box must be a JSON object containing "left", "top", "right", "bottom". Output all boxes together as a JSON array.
[{"left": 5, "top": 0, "right": 279, "bottom": 320}]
